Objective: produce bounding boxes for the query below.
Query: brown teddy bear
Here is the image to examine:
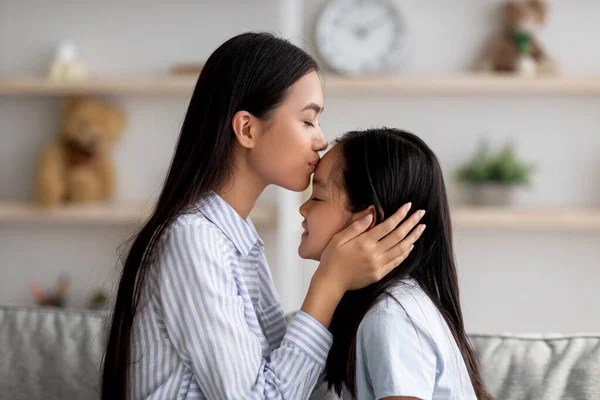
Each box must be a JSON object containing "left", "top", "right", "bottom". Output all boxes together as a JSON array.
[
  {"left": 33, "top": 96, "right": 126, "bottom": 206},
  {"left": 480, "top": 0, "right": 557, "bottom": 76}
]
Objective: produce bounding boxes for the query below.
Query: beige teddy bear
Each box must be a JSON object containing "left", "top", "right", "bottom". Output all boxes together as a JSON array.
[
  {"left": 481, "top": 0, "right": 558, "bottom": 76},
  {"left": 33, "top": 96, "right": 126, "bottom": 206}
]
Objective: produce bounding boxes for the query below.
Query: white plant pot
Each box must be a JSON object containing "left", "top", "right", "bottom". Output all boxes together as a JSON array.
[
  {"left": 469, "top": 183, "right": 518, "bottom": 207},
  {"left": 517, "top": 55, "right": 537, "bottom": 77}
]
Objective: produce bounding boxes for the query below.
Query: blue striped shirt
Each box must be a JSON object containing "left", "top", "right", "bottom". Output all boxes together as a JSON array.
[{"left": 130, "top": 190, "right": 333, "bottom": 399}]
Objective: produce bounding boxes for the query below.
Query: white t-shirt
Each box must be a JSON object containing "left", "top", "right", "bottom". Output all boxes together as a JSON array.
[{"left": 343, "top": 279, "right": 477, "bottom": 400}]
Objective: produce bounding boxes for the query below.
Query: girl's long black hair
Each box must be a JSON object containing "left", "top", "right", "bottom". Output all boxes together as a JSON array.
[
  {"left": 324, "top": 128, "right": 493, "bottom": 400},
  {"left": 100, "top": 32, "right": 319, "bottom": 399}
]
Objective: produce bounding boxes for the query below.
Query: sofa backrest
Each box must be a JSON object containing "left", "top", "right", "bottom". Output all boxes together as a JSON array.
[{"left": 1, "top": 306, "right": 599, "bottom": 400}]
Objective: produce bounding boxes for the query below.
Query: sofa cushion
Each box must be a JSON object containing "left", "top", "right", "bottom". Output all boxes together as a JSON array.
[
  {"left": 471, "top": 333, "right": 600, "bottom": 400},
  {"left": 0, "top": 305, "right": 109, "bottom": 400}
]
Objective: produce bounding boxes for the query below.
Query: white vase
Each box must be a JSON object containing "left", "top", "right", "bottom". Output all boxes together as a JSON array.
[{"left": 470, "top": 183, "right": 517, "bottom": 207}]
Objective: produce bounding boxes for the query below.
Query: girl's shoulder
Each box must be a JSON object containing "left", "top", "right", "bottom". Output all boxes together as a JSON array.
[
  {"left": 358, "top": 279, "right": 440, "bottom": 342},
  {"left": 367, "top": 279, "right": 430, "bottom": 316}
]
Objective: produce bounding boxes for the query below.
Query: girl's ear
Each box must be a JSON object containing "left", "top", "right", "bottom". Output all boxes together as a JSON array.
[
  {"left": 231, "top": 110, "right": 257, "bottom": 149},
  {"left": 351, "top": 205, "right": 377, "bottom": 230}
]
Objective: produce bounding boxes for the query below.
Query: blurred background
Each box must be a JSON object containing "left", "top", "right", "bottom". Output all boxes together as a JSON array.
[{"left": 0, "top": 0, "right": 599, "bottom": 337}]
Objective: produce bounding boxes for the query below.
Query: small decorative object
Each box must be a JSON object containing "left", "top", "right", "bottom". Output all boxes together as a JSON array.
[
  {"left": 315, "top": 0, "right": 408, "bottom": 75},
  {"left": 30, "top": 275, "right": 70, "bottom": 307},
  {"left": 480, "top": 0, "right": 558, "bottom": 76},
  {"left": 48, "top": 41, "right": 89, "bottom": 81},
  {"left": 88, "top": 289, "right": 110, "bottom": 310},
  {"left": 455, "top": 140, "right": 536, "bottom": 206},
  {"left": 33, "top": 96, "right": 126, "bottom": 206}
]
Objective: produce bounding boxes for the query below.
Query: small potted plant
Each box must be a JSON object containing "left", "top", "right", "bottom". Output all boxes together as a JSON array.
[
  {"left": 455, "top": 140, "right": 536, "bottom": 206},
  {"left": 88, "top": 289, "right": 110, "bottom": 310}
]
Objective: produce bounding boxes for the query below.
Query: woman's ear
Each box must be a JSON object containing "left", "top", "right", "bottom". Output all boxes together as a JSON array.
[
  {"left": 351, "top": 205, "right": 377, "bottom": 230},
  {"left": 231, "top": 110, "right": 256, "bottom": 149}
]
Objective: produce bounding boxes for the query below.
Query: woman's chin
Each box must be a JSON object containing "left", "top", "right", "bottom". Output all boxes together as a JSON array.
[{"left": 278, "top": 175, "right": 311, "bottom": 192}]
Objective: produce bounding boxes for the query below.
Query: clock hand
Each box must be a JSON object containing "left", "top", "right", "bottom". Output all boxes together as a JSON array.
[{"left": 354, "top": 17, "right": 389, "bottom": 39}]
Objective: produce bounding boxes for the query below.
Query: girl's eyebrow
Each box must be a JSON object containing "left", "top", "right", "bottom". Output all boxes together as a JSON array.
[{"left": 312, "top": 178, "right": 326, "bottom": 188}]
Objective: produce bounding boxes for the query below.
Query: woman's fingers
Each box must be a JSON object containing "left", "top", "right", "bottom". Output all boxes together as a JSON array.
[
  {"left": 331, "top": 214, "right": 373, "bottom": 246},
  {"left": 379, "top": 223, "right": 426, "bottom": 269},
  {"left": 377, "top": 209, "right": 426, "bottom": 253},
  {"left": 366, "top": 202, "right": 413, "bottom": 241},
  {"left": 380, "top": 244, "right": 415, "bottom": 279}
]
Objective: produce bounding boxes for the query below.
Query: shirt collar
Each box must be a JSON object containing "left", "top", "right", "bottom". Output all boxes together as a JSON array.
[{"left": 196, "top": 190, "right": 262, "bottom": 256}]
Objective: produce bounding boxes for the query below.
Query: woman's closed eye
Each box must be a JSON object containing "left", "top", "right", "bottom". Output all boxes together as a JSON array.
[
  {"left": 304, "top": 121, "right": 316, "bottom": 128},
  {"left": 311, "top": 197, "right": 322, "bottom": 201}
]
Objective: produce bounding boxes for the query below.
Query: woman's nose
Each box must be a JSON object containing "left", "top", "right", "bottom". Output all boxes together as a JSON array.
[{"left": 314, "top": 132, "right": 328, "bottom": 151}]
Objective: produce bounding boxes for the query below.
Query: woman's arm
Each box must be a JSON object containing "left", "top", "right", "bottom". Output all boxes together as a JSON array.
[{"left": 156, "top": 223, "right": 331, "bottom": 400}]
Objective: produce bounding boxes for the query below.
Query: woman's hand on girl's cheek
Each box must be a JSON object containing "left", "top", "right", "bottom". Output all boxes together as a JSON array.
[{"left": 317, "top": 203, "right": 426, "bottom": 292}]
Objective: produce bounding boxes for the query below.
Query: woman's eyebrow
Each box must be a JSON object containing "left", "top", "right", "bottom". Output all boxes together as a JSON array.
[{"left": 301, "top": 103, "right": 323, "bottom": 114}]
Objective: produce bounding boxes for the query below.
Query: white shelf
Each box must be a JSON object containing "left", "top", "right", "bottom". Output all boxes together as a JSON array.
[
  {"left": 0, "top": 201, "right": 277, "bottom": 226},
  {"left": 0, "top": 202, "right": 599, "bottom": 230},
  {"left": 0, "top": 75, "right": 197, "bottom": 96},
  {"left": 323, "top": 75, "right": 600, "bottom": 95},
  {"left": 2, "top": 75, "right": 600, "bottom": 96},
  {"left": 451, "top": 206, "right": 600, "bottom": 230}
]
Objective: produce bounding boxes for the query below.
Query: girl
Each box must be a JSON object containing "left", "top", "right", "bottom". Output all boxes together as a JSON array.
[
  {"left": 299, "top": 128, "right": 493, "bottom": 400},
  {"left": 101, "top": 33, "right": 426, "bottom": 399}
]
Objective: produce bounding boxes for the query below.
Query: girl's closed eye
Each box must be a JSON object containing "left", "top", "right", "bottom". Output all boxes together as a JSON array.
[
  {"left": 304, "top": 121, "right": 315, "bottom": 128},
  {"left": 311, "top": 197, "right": 322, "bottom": 201}
]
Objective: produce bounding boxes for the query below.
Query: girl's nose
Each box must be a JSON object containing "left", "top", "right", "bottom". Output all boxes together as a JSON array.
[{"left": 299, "top": 201, "right": 308, "bottom": 218}]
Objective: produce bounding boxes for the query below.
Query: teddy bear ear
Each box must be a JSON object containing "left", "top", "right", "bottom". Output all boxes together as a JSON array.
[
  {"left": 63, "top": 96, "right": 85, "bottom": 114},
  {"left": 530, "top": 0, "right": 548, "bottom": 22},
  {"left": 503, "top": 1, "right": 520, "bottom": 22}
]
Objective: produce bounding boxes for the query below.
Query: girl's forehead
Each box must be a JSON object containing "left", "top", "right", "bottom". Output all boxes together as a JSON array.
[
  {"left": 313, "top": 146, "right": 346, "bottom": 197},
  {"left": 314, "top": 146, "right": 339, "bottom": 181}
]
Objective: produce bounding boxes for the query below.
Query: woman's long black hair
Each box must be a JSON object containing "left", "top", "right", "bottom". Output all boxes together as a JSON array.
[
  {"left": 100, "top": 32, "right": 319, "bottom": 399},
  {"left": 324, "top": 128, "right": 493, "bottom": 400}
]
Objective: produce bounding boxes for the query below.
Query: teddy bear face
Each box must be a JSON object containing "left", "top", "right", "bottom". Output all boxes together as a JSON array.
[
  {"left": 504, "top": 0, "right": 547, "bottom": 34},
  {"left": 60, "top": 97, "right": 125, "bottom": 154}
]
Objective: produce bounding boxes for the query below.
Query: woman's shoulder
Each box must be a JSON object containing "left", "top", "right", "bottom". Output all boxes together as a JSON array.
[
  {"left": 170, "top": 209, "right": 216, "bottom": 230},
  {"left": 161, "top": 210, "right": 228, "bottom": 250}
]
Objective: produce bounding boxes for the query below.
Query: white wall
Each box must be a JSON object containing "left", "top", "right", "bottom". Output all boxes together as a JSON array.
[{"left": 1, "top": 0, "right": 598, "bottom": 333}]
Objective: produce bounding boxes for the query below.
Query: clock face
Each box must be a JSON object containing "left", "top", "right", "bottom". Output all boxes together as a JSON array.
[{"left": 315, "top": 0, "right": 407, "bottom": 75}]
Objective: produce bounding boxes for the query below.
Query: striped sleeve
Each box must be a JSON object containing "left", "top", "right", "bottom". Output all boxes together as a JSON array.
[{"left": 155, "top": 222, "right": 333, "bottom": 399}]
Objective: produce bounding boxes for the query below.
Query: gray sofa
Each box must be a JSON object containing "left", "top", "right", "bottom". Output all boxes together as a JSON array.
[{"left": 1, "top": 305, "right": 599, "bottom": 400}]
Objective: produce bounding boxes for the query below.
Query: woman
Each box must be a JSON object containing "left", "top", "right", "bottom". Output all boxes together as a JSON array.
[
  {"left": 299, "top": 128, "right": 493, "bottom": 399},
  {"left": 101, "top": 33, "right": 425, "bottom": 399}
]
